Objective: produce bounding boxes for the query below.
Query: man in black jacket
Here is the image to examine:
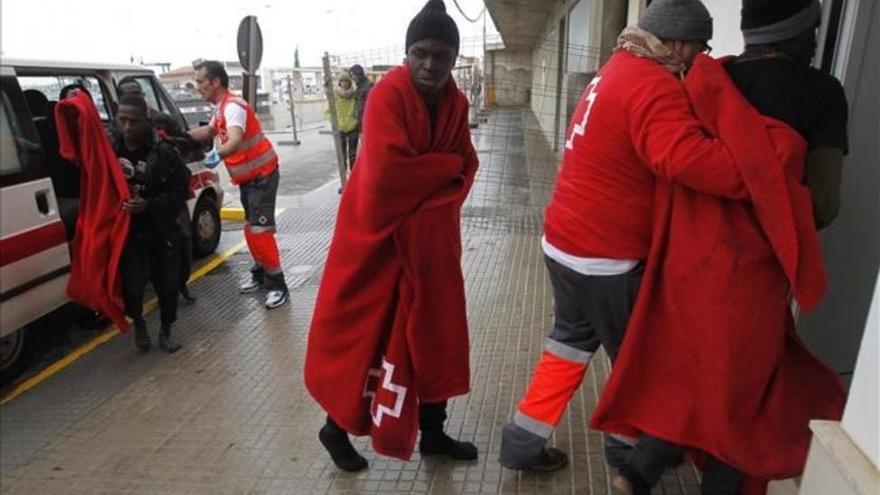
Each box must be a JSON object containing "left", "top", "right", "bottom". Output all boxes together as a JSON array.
[
  {"left": 114, "top": 94, "right": 189, "bottom": 353},
  {"left": 118, "top": 81, "right": 199, "bottom": 304},
  {"left": 729, "top": 0, "right": 848, "bottom": 230}
]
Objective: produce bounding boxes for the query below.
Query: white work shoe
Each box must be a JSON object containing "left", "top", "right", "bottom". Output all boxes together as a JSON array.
[
  {"left": 240, "top": 277, "right": 262, "bottom": 294},
  {"left": 265, "top": 290, "right": 289, "bottom": 309}
]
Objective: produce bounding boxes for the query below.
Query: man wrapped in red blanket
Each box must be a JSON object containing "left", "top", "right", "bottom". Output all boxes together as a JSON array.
[
  {"left": 304, "top": 0, "right": 479, "bottom": 471},
  {"left": 590, "top": 54, "right": 845, "bottom": 495}
]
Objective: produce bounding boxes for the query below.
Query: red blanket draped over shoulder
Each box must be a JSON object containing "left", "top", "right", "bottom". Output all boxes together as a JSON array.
[
  {"left": 55, "top": 91, "right": 131, "bottom": 330},
  {"left": 590, "top": 56, "right": 845, "bottom": 489},
  {"left": 304, "top": 65, "right": 478, "bottom": 459}
]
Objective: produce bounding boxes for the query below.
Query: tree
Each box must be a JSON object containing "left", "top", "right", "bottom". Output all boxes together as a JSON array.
[{"left": 294, "top": 46, "right": 301, "bottom": 68}]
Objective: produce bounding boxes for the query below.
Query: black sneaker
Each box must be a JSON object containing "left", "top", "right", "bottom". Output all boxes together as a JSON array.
[
  {"left": 158, "top": 328, "right": 182, "bottom": 354},
  {"left": 318, "top": 424, "right": 368, "bottom": 472},
  {"left": 501, "top": 447, "right": 569, "bottom": 472},
  {"left": 133, "top": 319, "right": 150, "bottom": 352},
  {"left": 419, "top": 430, "right": 478, "bottom": 460}
]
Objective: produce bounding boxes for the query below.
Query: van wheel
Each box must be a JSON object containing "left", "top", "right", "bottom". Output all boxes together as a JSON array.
[
  {"left": 192, "top": 195, "right": 221, "bottom": 257},
  {"left": 0, "top": 327, "right": 33, "bottom": 384}
]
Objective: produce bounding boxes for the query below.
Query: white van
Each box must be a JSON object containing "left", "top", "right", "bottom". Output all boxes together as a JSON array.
[{"left": 0, "top": 59, "right": 224, "bottom": 381}]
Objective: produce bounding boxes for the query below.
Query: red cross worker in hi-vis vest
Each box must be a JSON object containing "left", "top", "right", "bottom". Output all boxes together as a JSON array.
[{"left": 188, "top": 60, "right": 288, "bottom": 309}]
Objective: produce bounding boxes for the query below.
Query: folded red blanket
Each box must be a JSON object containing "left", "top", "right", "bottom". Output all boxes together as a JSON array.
[
  {"left": 305, "top": 65, "right": 478, "bottom": 459},
  {"left": 55, "top": 91, "right": 131, "bottom": 330}
]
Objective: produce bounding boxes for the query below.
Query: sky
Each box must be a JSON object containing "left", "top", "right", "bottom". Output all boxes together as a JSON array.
[{"left": 1, "top": 0, "right": 500, "bottom": 70}]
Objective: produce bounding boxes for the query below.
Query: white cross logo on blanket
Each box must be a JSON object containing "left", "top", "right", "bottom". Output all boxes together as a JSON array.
[{"left": 362, "top": 358, "right": 407, "bottom": 427}]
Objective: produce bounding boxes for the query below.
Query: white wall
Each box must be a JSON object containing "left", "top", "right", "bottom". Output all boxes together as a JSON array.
[
  {"left": 842, "top": 275, "right": 880, "bottom": 467},
  {"left": 702, "top": 0, "right": 744, "bottom": 56}
]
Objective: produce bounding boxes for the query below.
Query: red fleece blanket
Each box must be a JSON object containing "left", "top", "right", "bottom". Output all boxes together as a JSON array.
[
  {"left": 55, "top": 91, "right": 131, "bottom": 330},
  {"left": 304, "top": 66, "right": 478, "bottom": 459},
  {"left": 590, "top": 56, "right": 845, "bottom": 488}
]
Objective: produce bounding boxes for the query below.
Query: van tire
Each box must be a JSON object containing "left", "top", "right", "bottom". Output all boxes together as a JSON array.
[
  {"left": 0, "top": 327, "right": 34, "bottom": 384},
  {"left": 192, "top": 195, "right": 221, "bottom": 257}
]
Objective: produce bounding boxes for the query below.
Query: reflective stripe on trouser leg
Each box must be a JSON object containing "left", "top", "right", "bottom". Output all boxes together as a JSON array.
[
  {"left": 243, "top": 226, "right": 262, "bottom": 268},
  {"left": 246, "top": 228, "right": 282, "bottom": 274},
  {"left": 518, "top": 338, "right": 592, "bottom": 426},
  {"left": 499, "top": 339, "right": 593, "bottom": 468}
]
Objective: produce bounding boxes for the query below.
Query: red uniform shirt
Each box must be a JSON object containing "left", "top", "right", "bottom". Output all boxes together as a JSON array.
[{"left": 544, "top": 51, "right": 748, "bottom": 260}]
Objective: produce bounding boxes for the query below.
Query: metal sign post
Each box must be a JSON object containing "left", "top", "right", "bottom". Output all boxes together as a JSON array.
[
  {"left": 322, "top": 52, "right": 347, "bottom": 187},
  {"left": 237, "top": 16, "right": 263, "bottom": 105},
  {"left": 286, "top": 75, "right": 301, "bottom": 146}
]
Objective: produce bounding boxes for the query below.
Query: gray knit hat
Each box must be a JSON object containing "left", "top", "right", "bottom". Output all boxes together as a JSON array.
[{"left": 638, "top": 0, "right": 713, "bottom": 41}]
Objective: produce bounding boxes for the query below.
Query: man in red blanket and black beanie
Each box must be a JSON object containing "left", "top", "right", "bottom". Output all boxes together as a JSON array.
[
  {"left": 590, "top": 1, "right": 846, "bottom": 494},
  {"left": 304, "top": 0, "right": 479, "bottom": 472},
  {"left": 499, "top": 0, "right": 758, "bottom": 476}
]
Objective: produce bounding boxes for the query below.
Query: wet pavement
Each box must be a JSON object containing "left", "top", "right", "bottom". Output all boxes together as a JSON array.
[{"left": 0, "top": 108, "right": 701, "bottom": 494}]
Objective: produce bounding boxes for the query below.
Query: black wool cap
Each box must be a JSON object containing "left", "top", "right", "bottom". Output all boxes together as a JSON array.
[
  {"left": 741, "top": 0, "right": 820, "bottom": 45},
  {"left": 742, "top": 0, "right": 813, "bottom": 29},
  {"left": 405, "top": 0, "right": 460, "bottom": 54}
]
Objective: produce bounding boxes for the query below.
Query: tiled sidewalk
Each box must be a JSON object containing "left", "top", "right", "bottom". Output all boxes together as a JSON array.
[{"left": 0, "top": 108, "right": 700, "bottom": 494}]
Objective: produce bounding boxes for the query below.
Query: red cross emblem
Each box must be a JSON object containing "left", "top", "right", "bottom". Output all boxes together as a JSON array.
[{"left": 362, "top": 358, "right": 407, "bottom": 427}]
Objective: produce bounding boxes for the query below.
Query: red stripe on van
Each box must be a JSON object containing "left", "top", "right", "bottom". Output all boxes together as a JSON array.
[{"left": 0, "top": 221, "right": 68, "bottom": 267}]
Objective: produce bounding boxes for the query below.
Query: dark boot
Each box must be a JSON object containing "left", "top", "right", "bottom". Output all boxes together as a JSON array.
[
  {"left": 158, "top": 325, "right": 181, "bottom": 353},
  {"left": 180, "top": 286, "right": 196, "bottom": 305},
  {"left": 501, "top": 446, "right": 568, "bottom": 472},
  {"left": 612, "top": 465, "right": 652, "bottom": 495},
  {"left": 417, "top": 401, "right": 478, "bottom": 460},
  {"left": 133, "top": 318, "right": 150, "bottom": 352},
  {"left": 419, "top": 430, "right": 478, "bottom": 460},
  {"left": 319, "top": 418, "right": 368, "bottom": 472}
]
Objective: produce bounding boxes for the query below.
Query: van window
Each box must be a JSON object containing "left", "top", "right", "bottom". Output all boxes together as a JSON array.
[
  {"left": 0, "top": 76, "right": 47, "bottom": 187},
  {"left": 0, "top": 94, "right": 24, "bottom": 176},
  {"left": 129, "top": 77, "right": 163, "bottom": 113},
  {"left": 17, "top": 75, "right": 111, "bottom": 121}
]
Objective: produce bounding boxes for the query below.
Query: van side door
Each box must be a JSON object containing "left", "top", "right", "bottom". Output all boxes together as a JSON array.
[{"left": 0, "top": 69, "right": 70, "bottom": 337}]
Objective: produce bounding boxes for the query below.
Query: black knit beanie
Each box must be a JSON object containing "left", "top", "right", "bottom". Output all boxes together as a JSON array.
[
  {"left": 405, "top": 0, "right": 460, "bottom": 54},
  {"left": 741, "top": 0, "right": 821, "bottom": 45}
]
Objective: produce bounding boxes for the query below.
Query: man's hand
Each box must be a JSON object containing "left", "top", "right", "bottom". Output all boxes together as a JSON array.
[
  {"left": 123, "top": 196, "right": 148, "bottom": 214},
  {"left": 203, "top": 149, "right": 222, "bottom": 168}
]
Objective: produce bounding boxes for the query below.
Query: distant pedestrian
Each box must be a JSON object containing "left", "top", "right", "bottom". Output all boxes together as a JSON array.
[
  {"left": 325, "top": 71, "right": 359, "bottom": 173},
  {"left": 350, "top": 63, "right": 373, "bottom": 141}
]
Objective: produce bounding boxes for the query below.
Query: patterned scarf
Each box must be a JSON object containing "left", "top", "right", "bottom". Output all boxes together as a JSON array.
[{"left": 615, "top": 26, "right": 687, "bottom": 77}]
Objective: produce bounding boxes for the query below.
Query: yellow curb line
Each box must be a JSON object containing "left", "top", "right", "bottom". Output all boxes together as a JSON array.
[
  {"left": 220, "top": 207, "right": 245, "bottom": 220},
  {"left": 220, "top": 207, "right": 287, "bottom": 222},
  {"left": 0, "top": 240, "right": 247, "bottom": 406}
]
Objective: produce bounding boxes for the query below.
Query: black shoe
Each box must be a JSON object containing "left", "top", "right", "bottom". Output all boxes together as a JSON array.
[
  {"left": 180, "top": 287, "right": 196, "bottom": 305},
  {"left": 133, "top": 319, "right": 150, "bottom": 352},
  {"left": 158, "top": 327, "right": 182, "bottom": 354},
  {"left": 419, "top": 430, "right": 478, "bottom": 460},
  {"left": 501, "top": 447, "right": 569, "bottom": 472},
  {"left": 319, "top": 424, "right": 368, "bottom": 472}
]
